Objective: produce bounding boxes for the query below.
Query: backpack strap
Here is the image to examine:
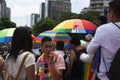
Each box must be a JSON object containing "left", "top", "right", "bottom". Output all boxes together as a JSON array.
[
  {"left": 16, "top": 52, "right": 29, "bottom": 80},
  {"left": 112, "top": 22, "right": 120, "bottom": 29},
  {"left": 101, "top": 52, "right": 108, "bottom": 72},
  {"left": 101, "top": 23, "right": 120, "bottom": 73}
]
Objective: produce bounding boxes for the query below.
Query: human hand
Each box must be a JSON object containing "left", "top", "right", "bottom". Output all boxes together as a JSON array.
[
  {"left": 49, "top": 51, "right": 56, "bottom": 64},
  {"left": 80, "top": 53, "right": 94, "bottom": 63}
]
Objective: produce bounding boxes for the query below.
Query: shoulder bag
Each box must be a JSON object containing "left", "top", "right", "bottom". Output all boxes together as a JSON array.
[{"left": 3, "top": 52, "right": 29, "bottom": 80}]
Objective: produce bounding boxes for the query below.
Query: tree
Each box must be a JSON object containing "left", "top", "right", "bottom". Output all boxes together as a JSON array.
[
  {"left": 58, "top": 11, "right": 79, "bottom": 22},
  {"left": 32, "top": 18, "right": 57, "bottom": 36},
  {"left": 0, "top": 17, "right": 16, "bottom": 30},
  {"left": 81, "top": 10, "right": 100, "bottom": 22}
]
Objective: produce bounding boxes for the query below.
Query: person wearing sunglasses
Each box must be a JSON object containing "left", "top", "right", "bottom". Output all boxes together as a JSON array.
[{"left": 36, "top": 36, "right": 65, "bottom": 80}]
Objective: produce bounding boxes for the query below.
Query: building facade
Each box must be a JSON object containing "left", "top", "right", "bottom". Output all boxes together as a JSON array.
[
  {"left": 6, "top": 7, "right": 11, "bottom": 19},
  {"left": 0, "top": 0, "right": 6, "bottom": 18},
  {"left": 39, "top": 2, "right": 45, "bottom": 19},
  {"left": 41, "top": 0, "right": 71, "bottom": 20},
  {"left": 0, "top": 0, "right": 11, "bottom": 19},
  {"left": 89, "top": 0, "right": 111, "bottom": 16},
  {"left": 30, "top": 13, "right": 40, "bottom": 27}
]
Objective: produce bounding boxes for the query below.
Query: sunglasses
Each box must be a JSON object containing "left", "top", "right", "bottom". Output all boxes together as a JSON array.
[{"left": 44, "top": 63, "right": 48, "bottom": 74}]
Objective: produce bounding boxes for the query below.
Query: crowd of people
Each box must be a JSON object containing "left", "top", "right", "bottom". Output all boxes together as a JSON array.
[{"left": 0, "top": 0, "right": 120, "bottom": 80}]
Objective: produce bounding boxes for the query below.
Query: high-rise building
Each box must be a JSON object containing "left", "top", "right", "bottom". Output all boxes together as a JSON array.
[
  {"left": 0, "top": 0, "right": 11, "bottom": 19},
  {"left": 43, "top": 0, "right": 71, "bottom": 20},
  {"left": 0, "top": 0, "right": 6, "bottom": 18},
  {"left": 6, "top": 7, "right": 11, "bottom": 19},
  {"left": 90, "top": 0, "right": 111, "bottom": 16},
  {"left": 30, "top": 13, "right": 40, "bottom": 27},
  {"left": 39, "top": 2, "right": 45, "bottom": 19}
]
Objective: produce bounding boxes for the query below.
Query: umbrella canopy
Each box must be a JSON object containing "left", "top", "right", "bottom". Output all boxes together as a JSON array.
[
  {"left": 0, "top": 28, "right": 40, "bottom": 43},
  {"left": 0, "top": 28, "right": 15, "bottom": 42},
  {"left": 31, "top": 35, "right": 41, "bottom": 42},
  {"left": 37, "top": 30, "right": 71, "bottom": 43},
  {"left": 52, "top": 19, "right": 96, "bottom": 33}
]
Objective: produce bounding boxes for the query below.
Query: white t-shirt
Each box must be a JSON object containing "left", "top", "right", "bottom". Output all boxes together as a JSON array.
[{"left": 6, "top": 52, "right": 35, "bottom": 80}]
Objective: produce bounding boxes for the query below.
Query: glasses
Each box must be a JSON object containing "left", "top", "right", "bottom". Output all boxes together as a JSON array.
[{"left": 44, "top": 63, "right": 48, "bottom": 74}]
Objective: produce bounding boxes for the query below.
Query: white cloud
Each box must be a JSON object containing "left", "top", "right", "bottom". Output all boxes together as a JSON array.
[
  {"left": 6, "top": 0, "right": 90, "bottom": 26},
  {"left": 71, "top": 0, "right": 90, "bottom": 13},
  {"left": 10, "top": 5, "right": 40, "bottom": 26}
]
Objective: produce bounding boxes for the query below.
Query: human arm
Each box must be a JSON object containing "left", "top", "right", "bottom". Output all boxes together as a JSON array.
[
  {"left": 50, "top": 63, "right": 64, "bottom": 80},
  {"left": 35, "top": 57, "right": 40, "bottom": 80},
  {"left": 68, "top": 50, "right": 76, "bottom": 71},
  {"left": 25, "top": 53, "right": 36, "bottom": 80},
  {"left": 50, "top": 55, "right": 65, "bottom": 80},
  {"left": 26, "top": 65, "right": 35, "bottom": 80},
  {"left": 0, "top": 56, "right": 5, "bottom": 79},
  {"left": 80, "top": 27, "right": 103, "bottom": 63}
]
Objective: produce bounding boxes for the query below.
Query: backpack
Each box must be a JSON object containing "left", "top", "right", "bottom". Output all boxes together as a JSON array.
[
  {"left": 106, "top": 48, "right": 120, "bottom": 80},
  {"left": 70, "top": 49, "right": 85, "bottom": 80}
]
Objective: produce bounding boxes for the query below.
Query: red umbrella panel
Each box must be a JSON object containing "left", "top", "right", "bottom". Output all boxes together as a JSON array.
[
  {"left": 52, "top": 19, "right": 96, "bottom": 34},
  {"left": 31, "top": 35, "right": 41, "bottom": 42}
]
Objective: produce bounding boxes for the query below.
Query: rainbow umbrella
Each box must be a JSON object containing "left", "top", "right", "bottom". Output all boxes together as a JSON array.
[
  {"left": 0, "top": 28, "right": 40, "bottom": 43},
  {"left": 52, "top": 19, "right": 96, "bottom": 34},
  {"left": 0, "top": 28, "right": 15, "bottom": 42},
  {"left": 37, "top": 30, "right": 71, "bottom": 43},
  {"left": 31, "top": 35, "right": 41, "bottom": 42}
]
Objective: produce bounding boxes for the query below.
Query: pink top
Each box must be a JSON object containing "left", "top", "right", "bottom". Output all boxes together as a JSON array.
[{"left": 36, "top": 52, "right": 65, "bottom": 80}]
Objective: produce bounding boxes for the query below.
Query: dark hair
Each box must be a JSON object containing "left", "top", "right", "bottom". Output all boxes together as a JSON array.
[
  {"left": 70, "top": 37, "right": 81, "bottom": 46},
  {"left": 96, "top": 16, "right": 107, "bottom": 25},
  {"left": 109, "top": 0, "right": 120, "bottom": 18},
  {"left": 25, "top": 26, "right": 32, "bottom": 34},
  {"left": 41, "top": 36, "right": 52, "bottom": 45},
  {"left": 56, "top": 40, "right": 64, "bottom": 50},
  {"left": 8, "top": 26, "right": 33, "bottom": 61}
]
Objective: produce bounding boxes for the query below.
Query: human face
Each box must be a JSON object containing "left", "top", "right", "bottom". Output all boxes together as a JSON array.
[
  {"left": 41, "top": 41, "right": 54, "bottom": 54},
  {"left": 107, "top": 10, "right": 111, "bottom": 22},
  {"left": 107, "top": 9, "right": 114, "bottom": 22}
]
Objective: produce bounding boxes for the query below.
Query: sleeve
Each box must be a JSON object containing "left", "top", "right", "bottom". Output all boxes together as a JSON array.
[
  {"left": 55, "top": 55, "right": 65, "bottom": 70},
  {"left": 80, "top": 26, "right": 105, "bottom": 63},
  {"left": 87, "top": 27, "right": 104, "bottom": 54},
  {"left": 24, "top": 53, "right": 36, "bottom": 68}
]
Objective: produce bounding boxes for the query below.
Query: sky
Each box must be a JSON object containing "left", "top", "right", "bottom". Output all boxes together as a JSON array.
[{"left": 6, "top": 0, "right": 90, "bottom": 27}]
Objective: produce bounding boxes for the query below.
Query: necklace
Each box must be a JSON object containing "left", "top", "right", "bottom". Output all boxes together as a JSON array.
[{"left": 38, "top": 53, "right": 57, "bottom": 80}]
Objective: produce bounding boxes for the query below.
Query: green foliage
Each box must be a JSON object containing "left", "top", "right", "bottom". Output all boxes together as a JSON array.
[
  {"left": 32, "top": 18, "right": 57, "bottom": 36},
  {"left": 57, "top": 10, "right": 100, "bottom": 23},
  {"left": 81, "top": 10, "right": 100, "bottom": 22},
  {"left": 0, "top": 17, "right": 16, "bottom": 30},
  {"left": 58, "top": 11, "right": 79, "bottom": 22}
]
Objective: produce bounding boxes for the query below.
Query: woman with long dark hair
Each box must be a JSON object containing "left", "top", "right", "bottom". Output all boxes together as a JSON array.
[{"left": 5, "top": 26, "right": 36, "bottom": 80}]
